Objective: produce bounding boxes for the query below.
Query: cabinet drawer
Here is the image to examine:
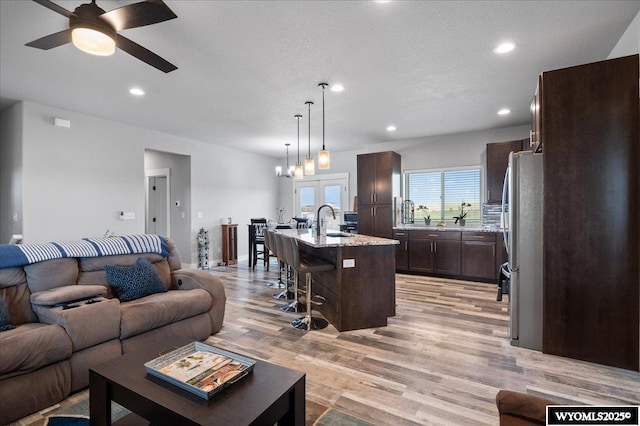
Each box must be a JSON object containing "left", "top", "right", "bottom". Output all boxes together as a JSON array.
[
  {"left": 393, "top": 231, "right": 409, "bottom": 240},
  {"left": 411, "top": 230, "right": 461, "bottom": 241},
  {"left": 462, "top": 232, "right": 496, "bottom": 242}
]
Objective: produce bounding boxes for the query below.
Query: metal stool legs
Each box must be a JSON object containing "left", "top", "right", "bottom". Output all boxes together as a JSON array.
[{"left": 291, "top": 272, "right": 328, "bottom": 331}]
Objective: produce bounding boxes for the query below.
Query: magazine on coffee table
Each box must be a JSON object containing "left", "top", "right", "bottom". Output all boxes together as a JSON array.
[{"left": 144, "top": 342, "right": 256, "bottom": 399}]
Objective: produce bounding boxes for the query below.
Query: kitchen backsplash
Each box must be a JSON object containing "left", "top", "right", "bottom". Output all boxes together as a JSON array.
[{"left": 482, "top": 204, "right": 503, "bottom": 228}]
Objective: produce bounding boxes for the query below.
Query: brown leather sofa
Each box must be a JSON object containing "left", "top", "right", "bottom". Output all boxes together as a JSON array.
[
  {"left": 496, "top": 390, "right": 558, "bottom": 425},
  {"left": 0, "top": 236, "right": 226, "bottom": 424}
]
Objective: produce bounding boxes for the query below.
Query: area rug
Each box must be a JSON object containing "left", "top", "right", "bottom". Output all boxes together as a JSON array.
[
  {"left": 47, "top": 398, "right": 371, "bottom": 426},
  {"left": 46, "top": 399, "right": 128, "bottom": 425}
]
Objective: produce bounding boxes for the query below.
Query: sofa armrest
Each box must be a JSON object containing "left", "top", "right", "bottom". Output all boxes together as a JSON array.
[
  {"left": 496, "top": 390, "right": 557, "bottom": 426},
  {"left": 171, "top": 269, "right": 226, "bottom": 334}
]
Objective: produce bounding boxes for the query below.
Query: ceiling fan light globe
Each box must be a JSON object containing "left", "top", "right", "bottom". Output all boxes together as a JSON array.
[{"left": 71, "top": 27, "right": 115, "bottom": 56}]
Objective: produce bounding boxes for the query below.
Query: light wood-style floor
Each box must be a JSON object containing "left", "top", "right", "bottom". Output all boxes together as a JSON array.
[
  {"left": 206, "top": 260, "right": 640, "bottom": 425},
  {"left": 12, "top": 260, "right": 639, "bottom": 426}
]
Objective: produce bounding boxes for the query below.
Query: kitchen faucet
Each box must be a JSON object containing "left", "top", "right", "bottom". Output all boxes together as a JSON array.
[{"left": 316, "top": 204, "right": 336, "bottom": 237}]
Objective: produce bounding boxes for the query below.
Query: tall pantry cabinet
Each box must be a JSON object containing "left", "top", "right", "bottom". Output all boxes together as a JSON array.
[
  {"left": 357, "top": 151, "right": 401, "bottom": 239},
  {"left": 542, "top": 54, "right": 639, "bottom": 371}
]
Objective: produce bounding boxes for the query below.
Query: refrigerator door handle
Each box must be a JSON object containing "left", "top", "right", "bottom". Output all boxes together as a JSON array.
[
  {"left": 509, "top": 270, "right": 519, "bottom": 342},
  {"left": 501, "top": 164, "right": 510, "bottom": 257}
]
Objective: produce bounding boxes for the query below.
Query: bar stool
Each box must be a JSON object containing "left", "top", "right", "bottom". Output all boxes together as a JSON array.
[
  {"left": 278, "top": 233, "right": 305, "bottom": 314},
  {"left": 271, "top": 232, "right": 293, "bottom": 300},
  {"left": 287, "top": 236, "right": 334, "bottom": 331},
  {"left": 250, "top": 218, "right": 268, "bottom": 270},
  {"left": 264, "top": 229, "right": 285, "bottom": 289}
]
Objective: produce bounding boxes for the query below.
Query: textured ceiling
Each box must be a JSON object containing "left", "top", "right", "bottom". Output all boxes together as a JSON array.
[{"left": 1, "top": 1, "right": 638, "bottom": 158}]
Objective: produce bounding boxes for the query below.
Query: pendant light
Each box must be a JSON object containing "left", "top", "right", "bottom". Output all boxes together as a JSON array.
[
  {"left": 294, "top": 115, "right": 304, "bottom": 179},
  {"left": 317, "top": 83, "right": 330, "bottom": 169},
  {"left": 276, "top": 143, "right": 293, "bottom": 177},
  {"left": 304, "top": 101, "right": 315, "bottom": 175}
]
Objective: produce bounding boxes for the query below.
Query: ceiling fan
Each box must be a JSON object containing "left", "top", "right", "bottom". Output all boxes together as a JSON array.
[{"left": 25, "top": 0, "right": 178, "bottom": 73}]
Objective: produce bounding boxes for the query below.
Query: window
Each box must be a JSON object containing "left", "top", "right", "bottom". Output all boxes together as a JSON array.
[{"left": 405, "top": 167, "right": 481, "bottom": 224}]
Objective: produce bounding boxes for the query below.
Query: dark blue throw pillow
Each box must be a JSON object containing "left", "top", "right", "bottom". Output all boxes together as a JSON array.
[
  {"left": 105, "top": 257, "right": 167, "bottom": 302},
  {"left": 0, "top": 297, "right": 16, "bottom": 332}
]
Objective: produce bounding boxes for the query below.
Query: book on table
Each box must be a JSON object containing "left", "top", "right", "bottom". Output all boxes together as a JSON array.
[{"left": 144, "top": 341, "right": 256, "bottom": 399}]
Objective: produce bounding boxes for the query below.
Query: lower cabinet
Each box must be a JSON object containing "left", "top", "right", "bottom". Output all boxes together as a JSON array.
[
  {"left": 408, "top": 230, "right": 461, "bottom": 275},
  {"left": 393, "top": 230, "right": 409, "bottom": 271},
  {"left": 461, "top": 232, "right": 496, "bottom": 280},
  {"left": 396, "top": 229, "right": 499, "bottom": 282}
]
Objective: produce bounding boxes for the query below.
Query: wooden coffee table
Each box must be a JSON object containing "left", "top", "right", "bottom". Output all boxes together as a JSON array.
[{"left": 89, "top": 338, "right": 305, "bottom": 425}]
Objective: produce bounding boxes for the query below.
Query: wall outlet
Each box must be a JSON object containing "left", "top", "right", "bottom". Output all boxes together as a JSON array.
[
  {"left": 119, "top": 211, "right": 135, "bottom": 220},
  {"left": 197, "top": 212, "right": 203, "bottom": 219},
  {"left": 343, "top": 259, "right": 355, "bottom": 268}
]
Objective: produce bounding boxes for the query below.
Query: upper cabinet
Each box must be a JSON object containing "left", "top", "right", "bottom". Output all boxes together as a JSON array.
[
  {"left": 357, "top": 151, "right": 401, "bottom": 238},
  {"left": 485, "top": 139, "right": 528, "bottom": 204}
]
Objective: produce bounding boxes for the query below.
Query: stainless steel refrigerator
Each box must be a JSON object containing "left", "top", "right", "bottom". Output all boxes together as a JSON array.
[{"left": 501, "top": 151, "right": 543, "bottom": 350}]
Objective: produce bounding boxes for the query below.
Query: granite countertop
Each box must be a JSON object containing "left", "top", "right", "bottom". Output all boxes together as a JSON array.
[
  {"left": 277, "top": 228, "right": 399, "bottom": 248},
  {"left": 393, "top": 224, "right": 503, "bottom": 233}
]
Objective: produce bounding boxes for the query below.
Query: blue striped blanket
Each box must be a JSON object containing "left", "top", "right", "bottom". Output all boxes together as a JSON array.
[{"left": 0, "top": 234, "right": 169, "bottom": 269}]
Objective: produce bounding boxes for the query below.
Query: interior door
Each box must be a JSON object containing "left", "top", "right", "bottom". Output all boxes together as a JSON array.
[{"left": 146, "top": 175, "right": 168, "bottom": 236}]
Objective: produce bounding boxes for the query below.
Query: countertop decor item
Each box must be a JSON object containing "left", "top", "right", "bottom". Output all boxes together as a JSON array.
[
  {"left": 416, "top": 204, "right": 430, "bottom": 225},
  {"left": 454, "top": 201, "right": 471, "bottom": 225}
]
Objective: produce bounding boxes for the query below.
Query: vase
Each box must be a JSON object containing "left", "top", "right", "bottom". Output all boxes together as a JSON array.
[
  {"left": 424, "top": 218, "right": 431, "bottom": 226},
  {"left": 459, "top": 219, "right": 466, "bottom": 226}
]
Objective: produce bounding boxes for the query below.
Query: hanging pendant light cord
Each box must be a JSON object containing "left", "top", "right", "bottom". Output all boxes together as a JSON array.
[
  {"left": 322, "top": 86, "right": 325, "bottom": 150},
  {"left": 305, "top": 101, "right": 313, "bottom": 159},
  {"left": 297, "top": 117, "right": 300, "bottom": 164}
]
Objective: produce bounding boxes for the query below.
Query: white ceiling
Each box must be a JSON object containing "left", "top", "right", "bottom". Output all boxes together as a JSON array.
[{"left": 1, "top": 1, "right": 638, "bottom": 158}]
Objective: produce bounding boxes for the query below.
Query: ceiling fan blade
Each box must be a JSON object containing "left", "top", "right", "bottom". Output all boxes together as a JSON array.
[
  {"left": 116, "top": 35, "right": 177, "bottom": 73},
  {"left": 100, "top": 0, "right": 177, "bottom": 32},
  {"left": 32, "top": 0, "right": 75, "bottom": 18},
  {"left": 25, "top": 29, "right": 72, "bottom": 50}
]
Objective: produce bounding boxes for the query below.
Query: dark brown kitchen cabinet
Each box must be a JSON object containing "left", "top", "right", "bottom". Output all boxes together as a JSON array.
[
  {"left": 393, "top": 230, "right": 409, "bottom": 271},
  {"left": 485, "top": 139, "right": 527, "bottom": 204},
  {"left": 408, "top": 230, "right": 461, "bottom": 275},
  {"left": 462, "top": 232, "right": 496, "bottom": 280},
  {"left": 542, "top": 55, "right": 639, "bottom": 371},
  {"left": 357, "top": 151, "right": 401, "bottom": 238},
  {"left": 359, "top": 204, "right": 393, "bottom": 239}
]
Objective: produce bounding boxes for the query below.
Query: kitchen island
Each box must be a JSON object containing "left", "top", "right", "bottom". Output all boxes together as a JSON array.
[{"left": 278, "top": 229, "right": 399, "bottom": 332}]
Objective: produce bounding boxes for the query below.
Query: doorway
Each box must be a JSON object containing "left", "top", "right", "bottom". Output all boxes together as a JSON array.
[
  {"left": 145, "top": 169, "right": 170, "bottom": 237},
  {"left": 293, "top": 173, "right": 349, "bottom": 229}
]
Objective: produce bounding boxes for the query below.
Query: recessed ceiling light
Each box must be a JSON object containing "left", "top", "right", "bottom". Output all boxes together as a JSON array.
[
  {"left": 129, "top": 87, "right": 145, "bottom": 96},
  {"left": 373, "top": 0, "right": 391, "bottom": 3},
  {"left": 493, "top": 42, "right": 515, "bottom": 54},
  {"left": 497, "top": 108, "right": 511, "bottom": 116},
  {"left": 330, "top": 84, "right": 344, "bottom": 92},
  {"left": 386, "top": 125, "right": 396, "bottom": 131}
]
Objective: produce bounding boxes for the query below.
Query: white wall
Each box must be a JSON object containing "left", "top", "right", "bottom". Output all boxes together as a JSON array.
[
  {"left": 608, "top": 10, "right": 640, "bottom": 58},
  {"left": 0, "top": 102, "right": 23, "bottom": 243},
  {"left": 12, "top": 101, "right": 279, "bottom": 264}
]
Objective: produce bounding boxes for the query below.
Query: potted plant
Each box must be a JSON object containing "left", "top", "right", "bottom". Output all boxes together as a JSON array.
[
  {"left": 416, "top": 205, "right": 431, "bottom": 225},
  {"left": 453, "top": 201, "right": 471, "bottom": 226}
]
